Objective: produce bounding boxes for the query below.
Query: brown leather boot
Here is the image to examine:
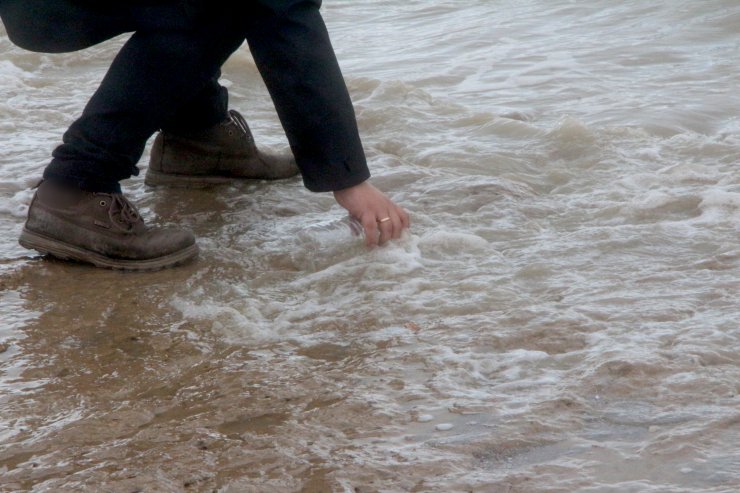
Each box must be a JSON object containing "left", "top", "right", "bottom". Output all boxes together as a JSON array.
[
  {"left": 145, "top": 110, "right": 299, "bottom": 187},
  {"left": 19, "top": 181, "right": 198, "bottom": 270}
]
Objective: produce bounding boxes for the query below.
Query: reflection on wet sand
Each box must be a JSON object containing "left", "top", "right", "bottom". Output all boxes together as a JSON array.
[
  {"left": 3, "top": 0, "right": 740, "bottom": 491},
  {"left": 0, "top": 257, "right": 389, "bottom": 492}
]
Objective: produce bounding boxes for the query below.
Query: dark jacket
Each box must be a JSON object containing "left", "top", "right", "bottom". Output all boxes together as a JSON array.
[
  {"left": 0, "top": 0, "right": 323, "bottom": 53},
  {"left": 1, "top": 1, "right": 190, "bottom": 52},
  {"left": 0, "top": 0, "right": 370, "bottom": 192}
]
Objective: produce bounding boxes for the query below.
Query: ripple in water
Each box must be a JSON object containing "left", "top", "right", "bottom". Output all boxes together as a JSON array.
[{"left": 1, "top": 1, "right": 739, "bottom": 491}]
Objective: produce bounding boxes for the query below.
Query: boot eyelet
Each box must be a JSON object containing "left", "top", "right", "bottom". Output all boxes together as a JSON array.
[
  {"left": 228, "top": 130, "right": 234, "bottom": 136},
  {"left": 99, "top": 200, "right": 107, "bottom": 207}
]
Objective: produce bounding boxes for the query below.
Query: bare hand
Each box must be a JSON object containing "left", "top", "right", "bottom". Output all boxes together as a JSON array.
[{"left": 333, "top": 181, "right": 410, "bottom": 246}]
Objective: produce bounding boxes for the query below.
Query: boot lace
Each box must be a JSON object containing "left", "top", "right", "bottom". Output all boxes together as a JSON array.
[
  {"left": 96, "top": 193, "right": 141, "bottom": 231},
  {"left": 224, "top": 110, "right": 255, "bottom": 146}
]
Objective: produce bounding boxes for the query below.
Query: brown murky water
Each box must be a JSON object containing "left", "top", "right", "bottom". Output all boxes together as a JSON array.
[{"left": 2, "top": 1, "right": 740, "bottom": 492}]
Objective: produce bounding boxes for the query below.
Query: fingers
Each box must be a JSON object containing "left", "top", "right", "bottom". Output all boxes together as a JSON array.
[
  {"left": 386, "top": 205, "right": 410, "bottom": 243},
  {"left": 377, "top": 214, "right": 394, "bottom": 245},
  {"left": 399, "top": 206, "right": 411, "bottom": 229},
  {"left": 371, "top": 205, "right": 409, "bottom": 246},
  {"left": 362, "top": 212, "right": 396, "bottom": 246},
  {"left": 361, "top": 213, "right": 379, "bottom": 247},
  {"left": 334, "top": 181, "right": 410, "bottom": 247}
]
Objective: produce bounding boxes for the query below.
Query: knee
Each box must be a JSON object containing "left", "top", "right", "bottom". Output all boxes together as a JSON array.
[{"left": 0, "top": 0, "right": 126, "bottom": 53}]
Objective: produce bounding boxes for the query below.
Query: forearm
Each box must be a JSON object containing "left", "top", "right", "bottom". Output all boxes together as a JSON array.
[{"left": 245, "top": 0, "right": 370, "bottom": 192}]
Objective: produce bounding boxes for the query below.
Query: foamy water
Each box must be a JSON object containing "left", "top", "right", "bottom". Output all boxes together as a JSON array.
[{"left": 1, "top": 1, "right": 739, "bottom": 491}]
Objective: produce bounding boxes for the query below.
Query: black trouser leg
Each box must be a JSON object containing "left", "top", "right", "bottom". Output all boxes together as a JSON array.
[
  {"left": 160, "top": 72, "right": 230, "bottom": 135},
  {"left": 44, "top": 18, "right": 245, "bottom": 193}
]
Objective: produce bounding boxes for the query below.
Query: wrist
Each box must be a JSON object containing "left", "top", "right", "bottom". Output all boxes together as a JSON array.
[{"left": 333, "top": 179, "right": 369, "bottom": 196}]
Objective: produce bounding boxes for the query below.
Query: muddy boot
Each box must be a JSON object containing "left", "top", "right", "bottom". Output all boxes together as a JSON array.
[
  {"left": 19, "top": 181, "right": 198, "bottom": 270},
  {"left": 145, "top": 109, "right": 299, "bottom": 187}
]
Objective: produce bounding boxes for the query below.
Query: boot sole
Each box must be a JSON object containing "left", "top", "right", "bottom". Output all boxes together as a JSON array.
[
  {"left": 144, "top": 168, "right": 299, "bottom": 188},
  {"left": 145, "top": 168, "right": 238, "bottom": 188},
  {"left": 19, "top": 228, "right": 199, "bottom": 271}
]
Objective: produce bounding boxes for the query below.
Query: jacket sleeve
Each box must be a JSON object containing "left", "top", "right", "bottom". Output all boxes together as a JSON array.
[
  {"left": 0, "top": 0, "right": 130, "bottom": 53},
  {"left": 245, "top": 0, "right": 371, "bottom": 192}
]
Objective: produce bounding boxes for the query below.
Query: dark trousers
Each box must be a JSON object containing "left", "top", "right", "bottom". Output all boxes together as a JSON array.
[{"left": 0, "top": 0, "right": 370, "bottom": 193}]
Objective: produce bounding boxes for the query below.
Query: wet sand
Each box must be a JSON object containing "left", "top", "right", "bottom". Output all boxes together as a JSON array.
[{"left": 2, "top": 1, "right": 740, "bottom": 492}]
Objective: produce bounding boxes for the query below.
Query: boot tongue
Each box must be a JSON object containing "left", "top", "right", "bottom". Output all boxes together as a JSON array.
[
  {"left": 107, "top": 193, "right": 146, "bottom": 233},
  {"left": 226, "top": 109, "right": 255, "bottom": 148}
]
